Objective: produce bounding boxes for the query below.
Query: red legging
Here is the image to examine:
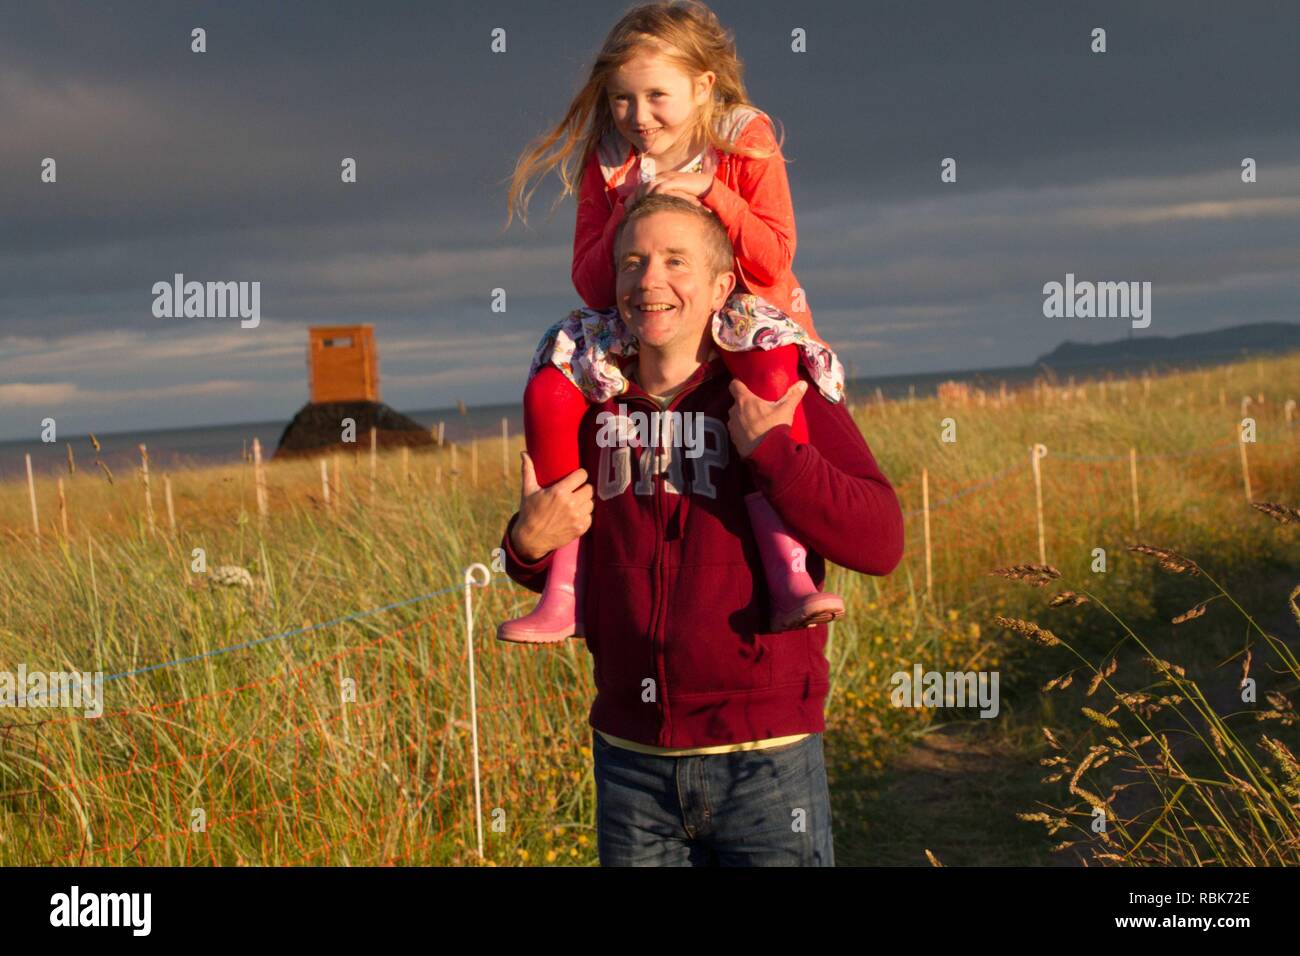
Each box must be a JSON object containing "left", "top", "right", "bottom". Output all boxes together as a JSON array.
[{"left": 524, "top": 344, "right": 809, "bottom": 488}]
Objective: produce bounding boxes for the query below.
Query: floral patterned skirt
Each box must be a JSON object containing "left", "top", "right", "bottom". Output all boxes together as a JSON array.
[{"left": 526, "top": 293, "right": 845, "bottom": 405}]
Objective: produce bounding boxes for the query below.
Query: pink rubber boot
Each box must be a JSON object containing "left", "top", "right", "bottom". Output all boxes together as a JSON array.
[
  {"left": 497, "top": 536, "right": 580, "bottom": 644},
  {"left": 744, "top": 491, "right": 846, "bottom": 631}
]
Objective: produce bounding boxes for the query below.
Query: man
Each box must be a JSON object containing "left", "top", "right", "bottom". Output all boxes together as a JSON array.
[{"left": 498, "top": 193, "right": 904, "bottom": 866}]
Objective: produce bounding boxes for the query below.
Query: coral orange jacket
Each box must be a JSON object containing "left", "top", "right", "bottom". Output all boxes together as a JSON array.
[{"left": 572, "top": 108, "right": 825, "bottom": 346}]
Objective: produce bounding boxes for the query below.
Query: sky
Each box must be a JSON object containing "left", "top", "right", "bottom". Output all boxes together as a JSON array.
[{"left": 1, "top": 0, "right": 1298, "bottom": 442}]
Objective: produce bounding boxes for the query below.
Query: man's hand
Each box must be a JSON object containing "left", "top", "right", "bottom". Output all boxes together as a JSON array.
[
  {"left": 509, "top": 451, "right": 593, "bottom": 562},
  {"left": 727, "top": 378, "right": 808, "bottom": 458}
]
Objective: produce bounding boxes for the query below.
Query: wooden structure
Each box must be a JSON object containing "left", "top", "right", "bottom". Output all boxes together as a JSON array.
[
  {"left": 275, "top": 324, "right": 433, "bottom": 460},
  {"left": 308, "top": 325, "right": 379, "bottom": 403}
]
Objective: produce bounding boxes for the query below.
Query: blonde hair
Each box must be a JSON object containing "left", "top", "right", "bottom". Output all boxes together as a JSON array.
[{"left": 504, "top": 0, "right": 783, "bottom": 228}]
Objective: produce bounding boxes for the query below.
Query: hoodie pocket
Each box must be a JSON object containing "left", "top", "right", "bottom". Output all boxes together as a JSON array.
[
  {"left": 733, "top": 563, "right": 823, "bottom": 690},
  {"left": 664, "top": 567, "right": 771, "bottom": 696},
  {"left": 589, "top": 565, "right": 656, "bottom": 702},
  {"left": 761, "top": 627, "right": 818, "bottom": 688}
]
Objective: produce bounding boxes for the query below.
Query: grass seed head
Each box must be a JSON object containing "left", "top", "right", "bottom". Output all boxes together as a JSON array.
[
  {"left": 1128, "top": 544, "right": 1202, "bottom": 576},
  {"left": 1171, "top": 601, "right": 1210, "bottom": 624},
  {"left": 1081, "top": 707, "right": 1120, "bottom": 729},
  {"left": 1251, "top": 501, "right": 1300, "bottom": 525},
  {"left": 988, "top": 564, "right": 1062, "bottom": 587},
  {"left": 994, "top": 615, "right": 1061, "bottom": 646},
  {"left": 1144, "top": 656, "right": 1187, "bottom": 679},
  {"left": 1049, "top": 590, "right": 1089, "bottom": 607}
]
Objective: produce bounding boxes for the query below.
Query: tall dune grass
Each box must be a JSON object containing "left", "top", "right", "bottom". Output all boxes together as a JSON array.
[{"left": 0, "top": 353, "right": 1295, "bottom": 865}]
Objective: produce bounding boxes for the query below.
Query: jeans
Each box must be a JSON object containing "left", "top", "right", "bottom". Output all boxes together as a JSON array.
[{"left": 592, "top": 728, "right": 835, "bottom": 866}]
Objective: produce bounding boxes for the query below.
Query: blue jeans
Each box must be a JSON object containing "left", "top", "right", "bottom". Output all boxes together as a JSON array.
[{"left": 592, "top": 728, "right": 835, "bottom": 866}]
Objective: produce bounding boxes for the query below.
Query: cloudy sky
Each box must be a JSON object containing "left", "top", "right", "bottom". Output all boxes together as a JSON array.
[{"left": 1, "top": 0, "right": 1297, "bottom": 442}]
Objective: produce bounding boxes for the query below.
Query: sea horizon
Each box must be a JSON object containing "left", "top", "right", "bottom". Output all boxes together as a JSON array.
[{"left": 0, "top": 351, "right": 1261, "bottom": 482}]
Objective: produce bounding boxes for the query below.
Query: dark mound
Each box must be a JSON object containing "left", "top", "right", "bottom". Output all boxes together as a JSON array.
[
  {"left": 1036, "top": 322, "right": 1300, "bottom": 370},
  {"left": 272, "top": 401, "right": 436, "bottom": 461}
]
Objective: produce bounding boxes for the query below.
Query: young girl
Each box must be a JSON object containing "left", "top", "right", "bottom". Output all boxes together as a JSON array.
[{"left": 500, "top": 0, "right": 847, "bottom": 643}]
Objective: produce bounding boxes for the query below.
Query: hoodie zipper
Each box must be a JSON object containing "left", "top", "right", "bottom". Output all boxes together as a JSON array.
[{"left": 622, "top": 361, "right": 717, "bottom": 745}]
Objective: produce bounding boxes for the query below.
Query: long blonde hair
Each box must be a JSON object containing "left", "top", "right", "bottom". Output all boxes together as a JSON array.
[{"left": 504, "top": 0, "right": 783, "bottom": 228}]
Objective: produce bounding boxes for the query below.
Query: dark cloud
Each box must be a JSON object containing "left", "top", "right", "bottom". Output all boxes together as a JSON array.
[{"left": 1, "top": 0, "right": 1297, "bottom": 439}]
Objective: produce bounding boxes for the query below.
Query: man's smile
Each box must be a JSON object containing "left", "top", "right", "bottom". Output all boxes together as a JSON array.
[{"left": 629, "top": 300, "right": 680, "bottom": 331}]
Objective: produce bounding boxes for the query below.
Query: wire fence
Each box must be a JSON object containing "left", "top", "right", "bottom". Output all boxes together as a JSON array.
[
  {"left": 0, "top": 426, "right": 1294, "bottom": 865},
  {"left": 0, "top": 596, "right": 594, "bottom": 866}
]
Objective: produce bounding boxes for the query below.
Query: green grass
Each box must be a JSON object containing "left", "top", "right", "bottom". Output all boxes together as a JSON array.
[{"left": 0, "top": 353, "right": 1296, "bottom": 865}]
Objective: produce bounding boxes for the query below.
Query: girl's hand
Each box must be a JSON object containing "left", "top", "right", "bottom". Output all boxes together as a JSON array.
[
  {"left": 628, "top": 176, "right": 701, "bottom": 207},
  {"left": 646, "top": 170, "right": 714, "bottom": 201},
  {"left": 510, "top": 451, "right": 593, "bottom": 561}
]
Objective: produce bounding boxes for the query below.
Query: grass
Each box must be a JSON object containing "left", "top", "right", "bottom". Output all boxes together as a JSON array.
[
  {"left": 0, "top": 352, "right": 1296, "bottom": 866},
  {"left": 999, "top": 537, "right": 1299, "bottom": 866}
]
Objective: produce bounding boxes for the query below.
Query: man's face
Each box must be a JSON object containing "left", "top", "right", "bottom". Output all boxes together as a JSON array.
[{"left": 615, "top": 211, "right": 734, "bottom": 354}]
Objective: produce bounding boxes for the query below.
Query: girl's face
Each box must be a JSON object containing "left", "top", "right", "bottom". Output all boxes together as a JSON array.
[{"left": 606, "top": 49, "right": 715, "bottom": 161}]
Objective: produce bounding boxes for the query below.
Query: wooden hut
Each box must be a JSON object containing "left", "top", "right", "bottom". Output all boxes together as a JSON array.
[
  {"left": 308, "top": 325, "right": 379, "bottom": 403},
  {"left": 273, "top": 325, "right": 434, "bottom": 460}
]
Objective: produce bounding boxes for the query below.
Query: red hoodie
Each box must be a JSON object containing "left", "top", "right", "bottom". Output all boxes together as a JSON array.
[
  {"left": 571, "top": 107, "right": 826, "bottom": 346},
  {"left": 499, "top": 356, "right": 904, "bottom": 749}
]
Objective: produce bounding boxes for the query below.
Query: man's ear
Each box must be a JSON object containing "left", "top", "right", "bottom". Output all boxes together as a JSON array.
[{"left": 712, "top": 268, "right": 736, "bottom": 310}]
